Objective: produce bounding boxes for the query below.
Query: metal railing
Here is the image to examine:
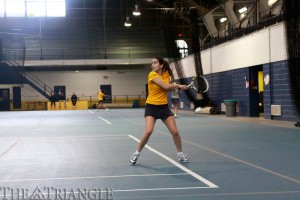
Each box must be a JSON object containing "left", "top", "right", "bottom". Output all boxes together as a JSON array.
[
  {"left": 2, "top": 53, "right": 53, "bottom": 98},
  {"left": 201, "top": 3, "right": 284, "bottom": 50},
  {"left": 67, "top": 95, "right": 146, "bottom": 108},
  {"left": 23, "top": 47, "right": 168, "bottom": 60}
]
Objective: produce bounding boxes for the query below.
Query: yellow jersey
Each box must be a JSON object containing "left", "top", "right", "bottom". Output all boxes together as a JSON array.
[
  {"left": 146, "top": 71, "right": 170, "bottom": 105},
  {"left": 98, "top": 91, "right": 104, "bottom": 100}
]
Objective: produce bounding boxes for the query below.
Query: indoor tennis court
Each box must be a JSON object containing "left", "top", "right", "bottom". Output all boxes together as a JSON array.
[{"left": 0, "top": 109, "right": 299, "bottom": 200}]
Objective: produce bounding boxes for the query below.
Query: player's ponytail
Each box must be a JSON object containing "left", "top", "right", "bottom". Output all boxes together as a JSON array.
[{"left": 154, "top": 56, "right": 174, "bottom": 80}]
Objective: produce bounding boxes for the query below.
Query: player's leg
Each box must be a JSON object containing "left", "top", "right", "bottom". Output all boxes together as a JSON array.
[
  {"left": 129, "top": 116, "right": 156, "bottom": 164},
  {"left": 96, "top": 101, "right": 99, "bottom": 111},
  {"left": 137, "top": 116, "right": 156, "bottom": 152},
  {"left": 163, "top": 116, "right": 188, "bottom": 163},
  {"left": 174, "top": 101, "right": 178, "bottom": 117},
  {"left": 103, "top": 104, "right": 109, "bottom": 111}
]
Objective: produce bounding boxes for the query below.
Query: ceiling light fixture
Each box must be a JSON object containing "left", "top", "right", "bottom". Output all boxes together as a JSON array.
[
  {"left": 124, "top": 0, "right": 132, "bottom": 27},
  {"left": 133, "top": 4, "right": 141, "bottom": 16},
  {"left": 124, "top": 17, "right": 132, "bottom": 27},
  {"left": 220, "top": 17, "right": 227, "bottom": 23},
  {"left": 238, "top": 7, "right": 247, "bottom": 13},
  {"left": 268, "top": 0, "right": 278, "bottom": 6}
]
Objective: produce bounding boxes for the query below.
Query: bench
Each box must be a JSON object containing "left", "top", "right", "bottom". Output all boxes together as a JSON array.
[
  {"left": 47, "top": 101, "right": 88, "bottom": 110},
  {"left": 26, "top": 101, "right": 48, "bottom": 110}
]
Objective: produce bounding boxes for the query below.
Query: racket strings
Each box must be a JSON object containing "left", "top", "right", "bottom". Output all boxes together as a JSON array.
[{"left": 187, "top": 82, "right": 197, "bottom": 91}]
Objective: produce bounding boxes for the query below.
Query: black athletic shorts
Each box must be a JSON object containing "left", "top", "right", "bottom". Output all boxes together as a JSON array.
[
  {"left": 144, "top": 103, "right": 173, "bottom": 120},
  {"left": 171, "top": 98, "right": 179, "bottom": 104}
]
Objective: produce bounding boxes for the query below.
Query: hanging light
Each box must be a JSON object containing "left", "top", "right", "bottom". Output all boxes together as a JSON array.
[
  {"left": 268, "top": 0, "right": 278, "bottom": 6},
  {"left": 238, "top": 7, "right": 247, "bottom": 14},
  {"left": 124, "top": 0, "right": 132, "bottom": 27},
  {"left": 133, "top": 4, "right": 141, "bottom": 16},
  {"left": 220, "top": 17, "right": 227, "bottom": 23},
  {"left": 124, "top": 16, "right": 132, "bottom": 27}
]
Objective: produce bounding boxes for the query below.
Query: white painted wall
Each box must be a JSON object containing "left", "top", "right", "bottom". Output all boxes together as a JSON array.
[
  {"left": 5, "top": 69, "right": 149, "bottom": 101},
  {"left": 176, "top": 22, "right": 287, "bottom": 75}
]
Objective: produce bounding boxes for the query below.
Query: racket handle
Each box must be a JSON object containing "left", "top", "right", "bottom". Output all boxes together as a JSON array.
[{"left": 187, "top": 76, "right": 196, "bottom": 88}]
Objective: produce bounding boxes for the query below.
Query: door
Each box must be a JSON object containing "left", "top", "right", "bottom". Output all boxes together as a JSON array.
[
  {"left": 54, "top": 86, "right": 66, "bottom": 101},
  {"left": 100, "top": 85, "right": 112, "bottom": 103},
  {"left": 258, "top": 70, "right": 264, "bottom": 116},
  {"left": 13, "top": 87, "right": 21, "bottom": 109},
  {"left": 0, "top": 88, "right": 10, "bottom": 111},
  {"left": 249, "top": 66, "right": 261, "bottom": 117}
]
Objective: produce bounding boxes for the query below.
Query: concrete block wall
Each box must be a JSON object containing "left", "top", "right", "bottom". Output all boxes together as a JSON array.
[{"left": 264, "top": 61, "right": 300, "bottom": 121}]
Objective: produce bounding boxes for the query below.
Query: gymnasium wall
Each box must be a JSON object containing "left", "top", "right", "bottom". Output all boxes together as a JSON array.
[
  {"left": 204, "top": 68, "right": 251, "bottom": 116},
  {"left": 174, "top": 22, "right": 299, "bottom": 121},
  {"left": 176, "top": 22, "right": 287, "bottom": 76},
  {"left": 189, "top": 60, "right": 300, "bottom": 121},
  {"left": 0, "top": 67, "right": 149, "bottom": 102},
  {"left": 264, "top": 61, "right": 300, "bottom": 122}
]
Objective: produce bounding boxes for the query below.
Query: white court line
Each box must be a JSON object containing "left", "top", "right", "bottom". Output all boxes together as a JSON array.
[
  {"left": 89, "top": 109, "right": 112, "bottom": 124},
  {"left": 26, "top": 135, "right": 125, "bottom": 139},
  {"left": 155, "top": 128, "right": 300, "bottom": 184},
  {"left": 182, "top": 139, "right": 300, "bottom": 184},
  {"left": 0, "top": 135, "right": 126, "bottom": 141},
  {"left": 26, "top": 137, "right": 128, "bottom": 142},
  {"left": 128, "top": 135, "right": 218, "bottom": 188},
  {"left": 114, "top": 186, "right": 212, "bottom": 192},
  {"left": 97, "top": 116, "right": 111, "bottom": 124},
  {"left": 0, "top": 173, "right": 189, "bottom": 182},
  {"left": 1, "top": 190, "right": 300, "bottom": 198}
]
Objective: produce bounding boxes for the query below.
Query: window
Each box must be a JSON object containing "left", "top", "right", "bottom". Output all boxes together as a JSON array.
[
  {"left": 46, "top": 0, "right": 65, "bottom": 17},
  {"left": 27, "top": 0, "right": 46, "bottom": 17},
  {"left": 0, "top": 1, "right": 5, "bottom": 17},
  {"left": 176, "top": 40, "right": 188, "bottom": 58},
  {"left": 6, "top": 0, "right": 26, "bottom": 17},
  {"left": 0, "top": 0, "right": 65, "bottom": 18}
]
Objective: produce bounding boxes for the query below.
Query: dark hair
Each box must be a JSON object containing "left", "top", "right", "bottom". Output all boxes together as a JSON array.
[{"left": 153, "top": 56, "right": 174, "bottom": 80}]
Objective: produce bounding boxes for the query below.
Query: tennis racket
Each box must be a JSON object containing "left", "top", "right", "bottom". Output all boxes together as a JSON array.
[
  {"left": 104, "top": 95, "right": 111, "bottom": 100},
  {"left": 187, "top": 76, "right": 209, "bottom": 93}
]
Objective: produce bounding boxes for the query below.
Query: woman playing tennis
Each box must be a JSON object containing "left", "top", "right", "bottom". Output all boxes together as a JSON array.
[
  {"left": 129, "top": 57, "right": 189, "bottom": 165},
  {"left": 96, "top": 89, "right": 109, "bottom": 112}
]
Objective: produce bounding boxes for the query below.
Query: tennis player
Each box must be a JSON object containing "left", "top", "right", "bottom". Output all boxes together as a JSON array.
[
  {"left": 58, "top": 91, "right": 66, "bottom": 109},
  {"left": 129, "top": 57, "right": 189, "bottom": 165},
  {"left": 96, "top": 90, "right": 109, "bottom": 112},
  {"left": 171, "top": 82, "right": 180, "bottom": 118}
]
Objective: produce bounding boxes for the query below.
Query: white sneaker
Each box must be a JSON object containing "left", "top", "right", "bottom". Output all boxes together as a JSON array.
[
  {"left": 106, "top": 108, "right": 109, "bottom": 112},
  {"left": 129, "top": 152, "right": 140, "bottom": 165},
  {"left": 174, "top": 114, "right": 178, "bottom": 118},
  {"left": 178, "top": 153, "right": 188, "bottom": 163}
]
